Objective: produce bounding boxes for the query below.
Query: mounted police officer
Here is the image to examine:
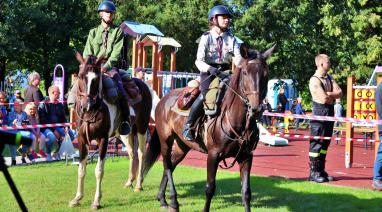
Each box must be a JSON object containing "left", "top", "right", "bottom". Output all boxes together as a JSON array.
[
  {"left": 83, "top": 1, "right": 130, "bottom": 135},
  {"left": 182, "top": 5, "right": 243, "bottom": 141}
]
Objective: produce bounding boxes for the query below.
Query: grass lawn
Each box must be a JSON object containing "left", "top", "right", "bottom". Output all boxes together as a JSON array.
[{"left": 0, "top": 157, "right": 382, "bottom": 212}]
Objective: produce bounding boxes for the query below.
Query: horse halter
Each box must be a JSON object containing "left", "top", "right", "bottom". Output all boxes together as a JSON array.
[{"left": 221, "top": 58, "right": 265, "bottom": 114}]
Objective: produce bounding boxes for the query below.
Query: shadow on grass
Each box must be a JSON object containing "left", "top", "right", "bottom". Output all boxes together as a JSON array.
[{"left": 170, "top": 174, "right": 381, "bottom": 211}]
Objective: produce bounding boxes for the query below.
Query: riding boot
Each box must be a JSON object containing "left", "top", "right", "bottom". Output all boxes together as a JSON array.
[
  {"left": 182, "top": 95, "right": 204, "bottom": 141},
  {"left": 319, "top": 156, "right": 334, "bottom": 181},
  {"left": 117, "top": 81, "right": 131, "bottom": 135},
  {"left": 309, "top": 158, "right": 327, "bottom": 183},
  {"left": 109, "top": 68, "right": 131, "bottom": 135}
]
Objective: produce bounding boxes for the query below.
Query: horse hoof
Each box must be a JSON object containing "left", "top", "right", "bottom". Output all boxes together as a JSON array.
[
  {"left": 134, "top": 187, "right": 143, "bottom": 192},
  {"left": 91, "top": 204, "right": 101, "bottom": 210},
  {"left": 168, "top": 206, "right": 179, "bottom": 212},
  {"left": 124, "top": 183, "right": 133, "bottom": 189},
  {"left": 160, "top": 205, "right": 168, "bottom": 211},
  {"left": 68, "top": 200, "right": 80, "bottom": 208}
]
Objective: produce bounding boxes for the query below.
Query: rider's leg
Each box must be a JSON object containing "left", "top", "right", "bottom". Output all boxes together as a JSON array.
[
  {"left": 182, "top": 72, "right": 215, "bottom": 141},
  {"left": 109, "top": 68, "right": 131, "bottom": 135}
]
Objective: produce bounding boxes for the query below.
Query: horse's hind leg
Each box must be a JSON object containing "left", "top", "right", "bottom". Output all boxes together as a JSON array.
[
  {"left": 69, "top": 138, "right": 88, "bottom": 207},
  {"left": 121, "top": 134, "right": 136, "bottom": 188},
  {"left": 91, "top": 137, "right": 108, "bottom": 210},
  {"left": 134, "top": 131, "right": 147, "bottom": 192},
  {"left": 157, "top": 139, "right": 190, "bottom": 210},
  {"left": 238, "top": 153, "right": 253, "bottom": 212}
]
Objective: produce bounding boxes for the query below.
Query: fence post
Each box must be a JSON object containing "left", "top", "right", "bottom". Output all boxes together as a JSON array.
[{"left": 345, "top": 76, "right": 355, "bottom": 168}]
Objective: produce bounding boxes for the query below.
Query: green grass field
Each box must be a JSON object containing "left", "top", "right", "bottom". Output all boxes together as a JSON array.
[{"left": 1, "top": 158, "right": 382, "bottom": 212}]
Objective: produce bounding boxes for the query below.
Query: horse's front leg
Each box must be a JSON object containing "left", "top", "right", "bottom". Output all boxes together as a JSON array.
[
  {"left": 91, "top": 137, "right": 108, "bottom": 210},
  {"left": 135, "top": 132, "right": 147, "bottom": 192},
  {"left": 238, "top": 153, "right": 253, "bottom": 212},
  {"left": 203, "top": 153, "right": 219, "bottom": 212},
  {"left": 69, "top": 138, "right": 88, "bottom": 207},
  {"left": 121, "top": 134, "right": 136, "bottom": 188}
]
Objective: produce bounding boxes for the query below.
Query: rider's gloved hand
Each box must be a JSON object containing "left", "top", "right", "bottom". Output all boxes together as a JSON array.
[{"left": 208, "top": 67, "right": 220, "bottom": 76}]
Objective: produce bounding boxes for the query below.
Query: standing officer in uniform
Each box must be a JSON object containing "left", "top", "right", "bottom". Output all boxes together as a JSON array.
[
  {"left": 83, "top": 1, "right": 130, "bottom": 135},
  {"left": 182, "top": 5, "right": 243, "bottom": 141},
  {"left": 308, "top": 54, "right": 342, "bottom": 183}
]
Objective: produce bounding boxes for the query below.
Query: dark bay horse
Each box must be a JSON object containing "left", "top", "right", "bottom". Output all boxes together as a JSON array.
[
  {"left": 144, "top": 45, "right": 275, "bottom": 212},
  {"left": 69, "top": 53, "right": 152, "bottom": 209}
]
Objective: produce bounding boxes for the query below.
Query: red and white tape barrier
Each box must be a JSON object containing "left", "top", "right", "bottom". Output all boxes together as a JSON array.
[
  {"left": 0, "top": 100, "right": 67, "bottom": 106},
  {"left": 262, "top": 132, "right": 379, "bottom": 143},
  {"left": 0, "top": 122, "right": 75, "bottom": 131},
  {"left": 263, "top": 111, "right": 382, "bottom": 125}
]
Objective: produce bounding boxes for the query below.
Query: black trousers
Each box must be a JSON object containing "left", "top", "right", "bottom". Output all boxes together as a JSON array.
[{"left": 309, "top": 101, "right": 334, "bottom": 160}]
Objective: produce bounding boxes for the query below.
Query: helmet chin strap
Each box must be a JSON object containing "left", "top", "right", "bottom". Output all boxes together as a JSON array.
[{"left": 101, "top": 17, "right": 112, "bottom": 25}]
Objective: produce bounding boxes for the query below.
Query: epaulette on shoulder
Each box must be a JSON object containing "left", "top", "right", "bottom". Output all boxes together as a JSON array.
[{"left": 203, "top": 31, "right": 210, "bottom": 36}]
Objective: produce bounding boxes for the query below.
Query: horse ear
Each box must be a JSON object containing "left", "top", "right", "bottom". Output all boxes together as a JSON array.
[
  {"left": 76, "top": 51, "right": 85, "bottom": 64},
  {"left": 240, "top": 44, "right": 249, "bottom": 59},
  {"left": 263, "top": 44, "right": 276, "bottom": 60}
]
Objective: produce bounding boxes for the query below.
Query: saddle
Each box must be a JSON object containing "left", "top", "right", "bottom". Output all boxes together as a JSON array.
[{"left": 176, "top": 79, "right": 200, "bottom": 110}]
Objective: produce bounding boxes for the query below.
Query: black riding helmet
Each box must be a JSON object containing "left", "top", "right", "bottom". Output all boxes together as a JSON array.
[
  {"left": 97, "top": 1, "right": 116, "bottom": 13},
  {"left": 208, "top": 5, "right": 231, "bottom": 22}
]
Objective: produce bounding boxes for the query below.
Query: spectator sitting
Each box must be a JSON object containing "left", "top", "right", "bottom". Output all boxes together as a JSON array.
[
  {"left": 25, "top": 102, "right": 48, "bottom": 158},
  {"left": 9, "top": 90, "right": 25, "bottom": 112},
  {"left": 38, "top": 85, "right": 74, "bottom": 161},
  {"left": 0, "top": 91, "right": 16, "bottom": 166},
  {"left": 7, "top": 100, "right": 35, "bottom": 164},
  {"left": 24, "top": 71, "right": 44, "bottom": 104}
]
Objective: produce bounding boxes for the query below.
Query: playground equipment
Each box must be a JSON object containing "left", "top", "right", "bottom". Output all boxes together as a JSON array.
[
  {"left": 345, "top": 72, "right": 382, "bottom": 168},
  {"left": 53, "top": 64, "right": 65, "bottom": 101},
  {"left": 267, "top": 79, "right": 297, "bottom": 110},
  {"left": 140, "top": 35, "right": 181, "bottom": 97}
]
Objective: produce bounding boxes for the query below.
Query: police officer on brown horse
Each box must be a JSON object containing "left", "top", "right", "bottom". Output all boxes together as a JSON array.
[
  {"left": 83, "top": 1, "right": 130, "bottom": 135},
  {"left": 182, "top": 5, "right": 243, "bottom": 141}
]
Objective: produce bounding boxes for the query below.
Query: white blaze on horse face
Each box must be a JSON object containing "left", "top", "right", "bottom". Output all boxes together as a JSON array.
[{"left": 87, "top": 72, "right": 97, "bottom": 96}]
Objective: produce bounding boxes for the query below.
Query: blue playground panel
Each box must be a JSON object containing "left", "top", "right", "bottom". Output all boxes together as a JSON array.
[{"left": 159, "top": 71, "right": 199, "bottom": 97}]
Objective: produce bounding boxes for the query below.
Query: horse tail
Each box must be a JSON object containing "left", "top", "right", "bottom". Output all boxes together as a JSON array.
[{"left": 143, "top": 128, "right": 161, "bottom": 176}]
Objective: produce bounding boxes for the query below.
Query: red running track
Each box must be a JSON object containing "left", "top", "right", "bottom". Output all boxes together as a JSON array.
[{"left": 177, "top": 128, "right": 375, "bottom": 189}]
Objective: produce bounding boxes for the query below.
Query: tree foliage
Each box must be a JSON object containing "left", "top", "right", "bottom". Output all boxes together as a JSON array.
[{"left": 0, "top": 0, "right": 381, "bottom": 98}]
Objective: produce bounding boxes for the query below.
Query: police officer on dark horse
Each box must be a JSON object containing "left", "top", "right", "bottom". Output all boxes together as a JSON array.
[{"left": 182, "top": 5, "right": 243, "bottom": 141}]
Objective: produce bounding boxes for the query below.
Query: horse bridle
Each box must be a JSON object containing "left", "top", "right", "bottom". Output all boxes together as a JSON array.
[
  {"left": 214, "top": 58, "right": 265, "bottom": 169},
  {"left": 76, "top": 64, "right": 103, "bottom": 122}
]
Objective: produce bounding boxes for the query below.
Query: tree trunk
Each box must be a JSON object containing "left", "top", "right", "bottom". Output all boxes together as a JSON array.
[{"left": 0, "top": 58, "right": 5, "bottom": 83}]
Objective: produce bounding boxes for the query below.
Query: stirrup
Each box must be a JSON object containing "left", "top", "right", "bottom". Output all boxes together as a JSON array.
[
  {"left": 182, "top": 125, "right": 195, "bottom": 141},
  {"left": 120, "top": 121, "right": 131, "bottom": 135}
]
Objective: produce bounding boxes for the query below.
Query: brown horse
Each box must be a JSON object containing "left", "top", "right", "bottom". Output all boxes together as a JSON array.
[
  {"left": 69, "top": 53, "right": 152, "bottom": 209},
  {"left": 144, "top": 45, "right": 275, "bottom": 212}
]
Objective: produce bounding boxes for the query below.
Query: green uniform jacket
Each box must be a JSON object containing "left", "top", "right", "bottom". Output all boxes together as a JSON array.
[{"left": 83, "top": 24, "right": 124, "bottom": 70}]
